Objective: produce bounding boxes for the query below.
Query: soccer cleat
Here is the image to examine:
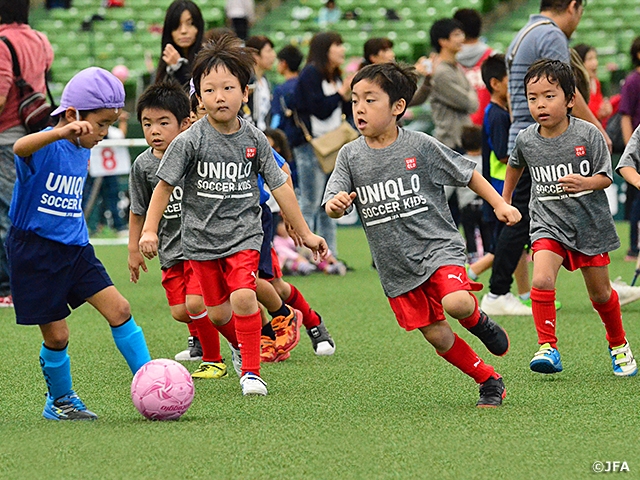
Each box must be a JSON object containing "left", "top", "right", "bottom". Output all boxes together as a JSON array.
[
  {"left": 228, "top": 342, "right": 242, "bottom": 378},
  {"left": 0, "top": 295, "right": 13, "bottom": 308},
  {"left": 191, "top": 361, "right": 228, "bottom": 379},
  {"left": 272, "top": 307, "right": 301, "bottom": 357},
  {"left": 530, "top": 343, "right": 563, "bottom": 374},
  {"left": 521, "top": 298, "right": 562, "bottom": 311},
  {"left": 174, "top": 336, "right": 203, "bottom": 362},
  {"left": 467, "top": 310, "right": 510, "bottom": 356},
  {"left": 609, "top": 341, "right": 638, "bottom": 377},
  {"left": 480, "top": 292, "right": 532, "bottom": 316},
  {"left": 611, "top": 277, "right": 640, "bottom": 306},
  {"left": 42, "top": 391, "right": 98, "bottom": 421},
  {"left": 477, "top": 376, "right": 506, "bottom": 407},
  {"left": 240, "top": 372, "right": 268, "bottom": 396},
  {"left": 306, "top": 319, "right": 336, "bottom": 356},
  {"left": 260, "top": 335, "right": 278, "bottom": 363}
]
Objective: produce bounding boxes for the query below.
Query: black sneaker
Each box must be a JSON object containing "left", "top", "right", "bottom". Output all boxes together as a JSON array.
[
  {"left": 306, "top": 319, "right": 335, "bottom": 356},
  {"left": 467, "top": 310, "right": 510, "bottom": 356},
  {"left": 477, "top": 376, "right": 506, "bottom": 408},
  {"left": 174, "top": 336, "right": 203, "bottom": 362}
]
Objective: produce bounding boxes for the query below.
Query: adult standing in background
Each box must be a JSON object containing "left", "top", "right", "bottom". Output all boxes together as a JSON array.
[
  {"left": 293, "top": 32, "right": 351, "bottom": 261},
  {"left": 0, "top": 0, "right": 54, "bottom": 307},
  {"left": 429, "top": 18, "right": 478, "bottom": 152},
  {"left": 225, "top": 0, "right": 255, "bottom": 41},
  {"left": 454, "top": 8, "right": 493, "bottom": 127},
  {"left": 155, "top": 0, "right": 204, "bottom": 87}
]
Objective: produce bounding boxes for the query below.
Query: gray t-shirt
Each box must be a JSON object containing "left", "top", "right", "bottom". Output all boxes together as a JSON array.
[
  {"left": 323, "top": 128, "right": 476, "bottom": 298},
  {"left": 156, "top": 117, "right": 288, "bottom": 260},
  {"left": 506, "top": 14, "right": 570, "bottom": 152},
  {"left": 129, "top": 148, "right": 185, "bottom": 269},
  {"left": 509, "top": 117, "right": 619, "bottom": 255},
  {"left": 615, "top": 124, "right": 640, "bottom": 173}
]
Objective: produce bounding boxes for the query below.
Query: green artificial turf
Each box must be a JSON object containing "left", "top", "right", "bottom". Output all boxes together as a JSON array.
[{"left": 1, "top": 226, "right": 638, "bottom": 479}]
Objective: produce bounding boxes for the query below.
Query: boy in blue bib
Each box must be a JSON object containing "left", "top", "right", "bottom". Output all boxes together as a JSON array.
[{"left": 9, "top": 67, "right": 152, "bottom": 420}]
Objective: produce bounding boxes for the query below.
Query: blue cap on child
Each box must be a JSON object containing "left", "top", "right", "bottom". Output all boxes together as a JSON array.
[{"left": 51, "top": 67, "right": 126, "bottom": 117}]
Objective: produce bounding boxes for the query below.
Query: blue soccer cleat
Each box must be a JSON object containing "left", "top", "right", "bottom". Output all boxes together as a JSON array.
[
  {"left": 529, "top": 343, "right": 563, "bottom": 374},
  {"left": 42, "top": 390, "right": 98, "bottom": 421}
]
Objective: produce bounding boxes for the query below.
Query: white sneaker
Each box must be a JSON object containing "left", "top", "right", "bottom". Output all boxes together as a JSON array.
[
  {"left": 174, "top": 336, "right": 202, "bottom": 362},
  {"left": 240, "top": 372, "right": 268, "bottom": 396},
  {"left": 609, "top": 340, "right": 638, "bottom": 377},
  {"left": 480, "top": 292, "right": 532, "bottom": 316},
  {"left": 611, "top": 277, "right": 640, "bottom": 306},
  {"left": 228, "top": 342, "right": 242, "bottom": 378}
]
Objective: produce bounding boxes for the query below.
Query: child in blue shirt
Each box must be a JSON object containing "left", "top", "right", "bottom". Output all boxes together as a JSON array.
[{"left": 9, "top": 67, "right": 152, "bottom": 420}]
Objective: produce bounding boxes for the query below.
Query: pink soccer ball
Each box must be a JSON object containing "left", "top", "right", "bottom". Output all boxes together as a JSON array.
[{"left": 131, "top": 359, "right": 195, "bottom": 420}]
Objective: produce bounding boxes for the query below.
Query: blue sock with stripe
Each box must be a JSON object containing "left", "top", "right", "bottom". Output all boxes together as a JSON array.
[
  {"left": 111, "top": 316, "right": 151, "bottom": 374},
  {"left": 40, "top": 343, "right": 72, "bottom": 400}
]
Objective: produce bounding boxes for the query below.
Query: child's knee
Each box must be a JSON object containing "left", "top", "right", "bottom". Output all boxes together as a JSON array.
[
  {"left": 230, "top": 289, "right": 258, "bottom": 315},
  {"left": 590, "top": 284, "right": 613, "bottom": 304},
  {"left": 532, "top": 274, "right": 556, "bottom": 291},
  {"left": 43, "top": 331, "right": 69, "bottom": 350},
  {"left": 185, "top": 295, "right": 206, "bottom": 315},
  {"left": 111, "top": 298, "right": 132, "bottom": 325},
  {"left": 169, "top": 304, "right": 190, "bottom": 323},
  {"left": 442, "top": 291, "right": 475, "bottom": 319}
]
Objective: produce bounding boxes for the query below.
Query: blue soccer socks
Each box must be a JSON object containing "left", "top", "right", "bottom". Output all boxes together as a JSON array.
[
  {"left": 111, "top": 316, "right": 151, "bottom": 374},
  {"left": 39, "top": 342, "right": 72, "bottom": 401}
]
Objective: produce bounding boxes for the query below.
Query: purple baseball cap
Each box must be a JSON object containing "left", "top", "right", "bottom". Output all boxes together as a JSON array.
[{"left": 51, "top": 67, "right": 125, "bottom": 116}]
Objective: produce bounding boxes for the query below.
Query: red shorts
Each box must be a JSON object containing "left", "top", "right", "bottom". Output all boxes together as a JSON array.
[
  {"left": 388, "top": 265, "right": 482, "bottom": 331},
  {"left": 532, "top": 238, "right": 610, "bottom": 272},
  {"left": 161, "top": 260, "right": 202, "bottom": 306},
  {"left": 269, "top": 247, "right": 282, "bottom": 280},
  {"left": 189, "top": 250, "right": 260, "bottom": 307}
]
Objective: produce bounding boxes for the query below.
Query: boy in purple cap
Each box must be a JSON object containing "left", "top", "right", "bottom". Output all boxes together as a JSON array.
[{"left": 9, "top": 67, "right": 152, "bottom": 420}]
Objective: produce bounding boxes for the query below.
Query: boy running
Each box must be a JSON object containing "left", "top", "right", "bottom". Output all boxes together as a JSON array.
[
  {"left": 9, "top": 67, "right": 152, "bottom": 420},
  {"left": 128, "top": 82, "right": 233, "bottom": 380},
  {"left": 324, "top": 63, "right": 521, "bottom": 407},
  {"left": 139, "top": 35, "right": 327, "bottom": 396},
  {"left": 504, "top": 59, "right": 637, "bottom": 376}
]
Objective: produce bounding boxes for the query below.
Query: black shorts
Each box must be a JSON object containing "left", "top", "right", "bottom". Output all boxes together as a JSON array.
[
  {"left": 258, "top": 203, "right": 275, "bottom": 279},
  {"left": 6, "top": 227, "right": 113, "bottom": 325}
]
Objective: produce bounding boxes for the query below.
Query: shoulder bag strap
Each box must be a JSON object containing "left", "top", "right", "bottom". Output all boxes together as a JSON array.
[
  {"left": 0, "top": 36, "right": 22, "bottom": 80},
  {"left": 292, "top": 109, "right": 313, "bottom": 143},
  {"left": 506, "top": 20, "right": 553, "bottom": 73}
]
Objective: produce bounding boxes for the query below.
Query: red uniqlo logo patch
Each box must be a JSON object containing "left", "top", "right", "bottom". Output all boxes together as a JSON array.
[
  {"left": 405, "top": 157, "right": 417, "bottom": 170},
  {"left": 575, "top": 146, "right": 586, "bottom": 157},
  {"left": 246, "top": 147, "right": 257, "bottom": 159}
]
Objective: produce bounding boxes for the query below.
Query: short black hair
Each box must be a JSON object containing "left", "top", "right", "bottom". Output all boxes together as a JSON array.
[
  {"left": 136, "top": 81, "right": 191, "bottom": 124},
  {"left": 264, "top": 128, "right": 293, "bottom": 162},
  {"left": 540, "top": 0, "right": 584, "bottom": 13},
  {"left": 363, "top": 37, "right": 394, "bottom": 64},
  {"left": 481, "top": 53, "right": 507, "bottom": 93},
  {"left": 351, "top": 62, "right": 418, "bottom": 120},
  {"left": 524, "top": 59, "right": 575, "bottom": 112},
  {"left": 192, "top": 34, "right": 256, "bottom": 95},
  {"left": 245, "top": 35, "right": 274, "bottom": 55},
  {"left": 461, "top": 125, "right": 482, "bottom": 152},
  {"left": 430, "top": 18, "right": 464, "bottom": 53},
  {"left": 573, "top": 43, "right": 594, "bottom": 63},
  {"left": 453, "top": 8, "right": 482, "bottom": 40},
  {"left": 631, "top": 36, "right": 640, "bottom": 68},
  {"left": 277, "top": 45, "right": 303, "bottom": 73},
  {"left": 0, "top": 0, "right": 29, "bottom": 24}
]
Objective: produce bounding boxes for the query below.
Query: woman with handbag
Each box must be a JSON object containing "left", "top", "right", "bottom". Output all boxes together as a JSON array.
[
  {"left": 0, "top": 0, "right": 54, "bottom": 307},
  {"left": 293, "top": 31, "right": 354, "bottom": 263}
]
